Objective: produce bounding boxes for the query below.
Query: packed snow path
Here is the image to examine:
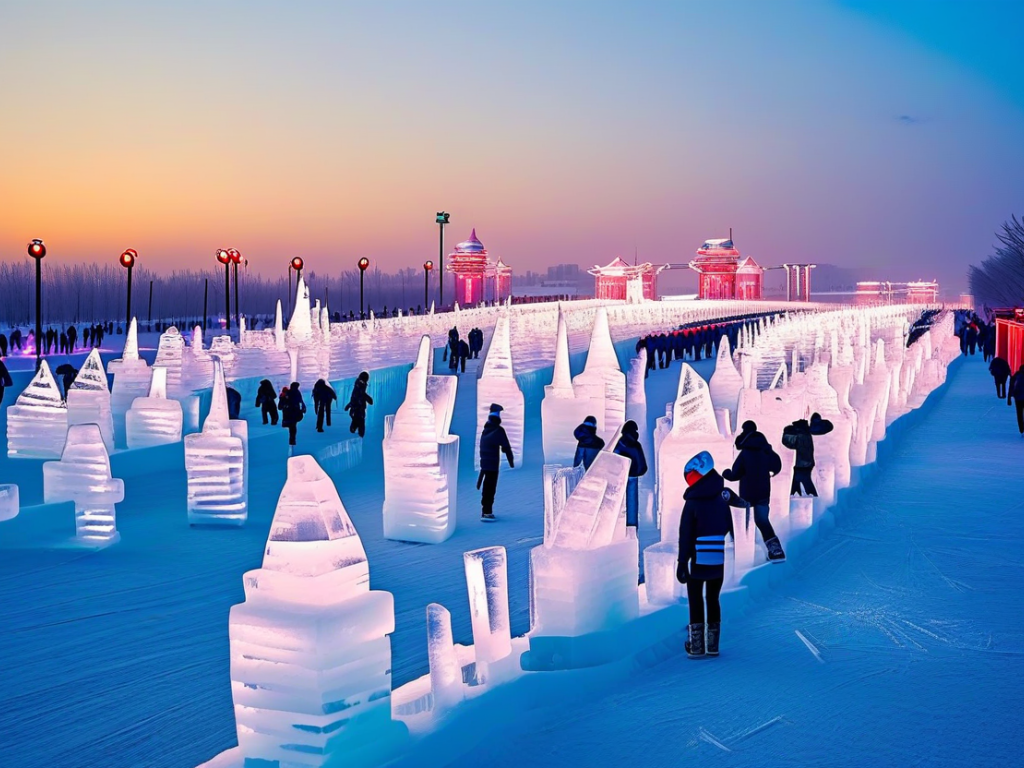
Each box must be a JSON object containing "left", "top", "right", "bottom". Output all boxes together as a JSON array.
[{"left": 445, "top": 356, "right": 1024, "bottom": 768}]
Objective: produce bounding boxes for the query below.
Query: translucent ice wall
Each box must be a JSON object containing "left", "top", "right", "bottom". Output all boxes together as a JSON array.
[
  {"left": 6, "top": 360, "right": 68, "bottom": 458},
  {"left": 184, "top": 358, "right": 248, "bottom": 526},
  {"left": 125, "top": 367, "right": 184, "bottom": 448},
  {"left": 229, "top": 456, "right": 407, "bottom": 767},
  {"left": 67, "top": 348, "right": 115, "bottom": 453},
  {"left": 541, "top": 309, "right": 595, "bottom": 465},
  {"left": 107, "top": 318, "right": 152, "bottom": 448},
  {"left": 464, "top": 546, "right": 512, "bottom": 683},
  {"left": 383, "top": 336, "right": 459, "bottom": 543},
  {"left": 0, "top": 484, "right": 20, "bottom": 521},
  {"left": 625, "top": 347, "right": 654, "bottom": 490},
  {"left": 42, "top": 423, "right": 124, "bottom": 545},
  {"left": 709, "top": 335, "right": 743, "bottom": 433},
  {"left": 475, "top": 314, "right": 524, "bottom": 470},
  {"left": 571, "top": 307, "right": 626, "bottom": 442}
]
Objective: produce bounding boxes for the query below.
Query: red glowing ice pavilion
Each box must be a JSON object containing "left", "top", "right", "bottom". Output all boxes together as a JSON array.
[
  {"left": 688, "top": 237, "right": 764, "bottom": 300},
  {"left": 588, "top": 257, "right": 663, "bottom": 301},
  {"left": 446, "top": 229, "right": 512, "bottom": 307}
]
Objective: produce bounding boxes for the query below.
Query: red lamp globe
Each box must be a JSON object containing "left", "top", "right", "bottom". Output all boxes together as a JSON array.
[
  {"left": 358, "top": 257, "right": 370, "bottom": 272},
  {"left": 290, "top": 256, "right": 304, "bottom": 271},
  {"left": 229, "top": 248, "right": 242, "bottom": 264},
  {"left": 28, "top": 239, "right": 46, "bottom": 259},
  {"left": 424, "top": 260, "right": 433, "bottom": 271},
  {"left": 119, "top": 249, "right": 137, "bottom": 268},
  {"left": 216, "top": 249, "right": 231, "bottom": 265}
]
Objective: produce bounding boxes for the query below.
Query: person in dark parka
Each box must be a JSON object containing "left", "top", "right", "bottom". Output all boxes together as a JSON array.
[
  {"left": 573, "top": 415, "right": 605, "bottom": 470},
  {"left": 226, "top": 386, "right": 242, "bottom": 420},
  {"left": 0, "top": 333, "right": 7, "bottom": 357},
  {"left": 344, "top": 371, "right": 373, "bottom": 437},
  {"left": 781, "top": 413, "right": 834, "bottom": 496},
  {"left": 478, "top": 403, "right": 514, "bottom": 519},
  {"left": 990, "top": 356, "right": 1012, "bottom": 399},
  {"left": 255, "top": 379, "right": 279, "bottom": 425},
  {"left": 0, "top": 357, "right": 11, "bottom": 406},
  {"left": 312, "top": 378, "right": 338, "bottom": 432},
  {"left": 457, "top": 339, "right": 470, "bottom": 373},
  {"left": 1008, "top": 364, "right": 1024, "bottom": 436},
  {"left": 722, "top": 420, "right": 786, "bottom": 561},
  {"left": 677, "top": 451, "right": 747, "bottom": 658},
  {"left": 280, "top": 382, "right": 306, "bottom": 446},
  {"left": 613, "top": 419, "right": 648, "bottom": 531}
]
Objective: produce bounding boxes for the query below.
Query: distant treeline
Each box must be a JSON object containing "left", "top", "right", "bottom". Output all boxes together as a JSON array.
[
  {"left": 0, "top": 261, "right": 450, "bottom": 327},
  {"left": 969, "top": 215, "right": 1024, "bottom": 309}
]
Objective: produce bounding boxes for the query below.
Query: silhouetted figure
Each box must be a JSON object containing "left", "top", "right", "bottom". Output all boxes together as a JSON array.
[
  {"left": 55, "top": 364, "right": 78, "bottom": 401},
  {"left": 1008, "top": 364, "right": 1024, "bottom": 437},
  {"left": 990, "top": 356, "right": 1011, "bottom": 399},
  {"left": 573, "top": 415, "right": 605, "bottom": 470},
  {"left": 457, "top": 339, "right": 470, "bottom": 373},
  {"left": 0, "top": 334, "right": 7, "bottom": 358},
  {"left": 312, "top": 378, "right": 338, "bottom": 433},
  {"left": 280, "top": 382, "right": 306, "bottom": 446},
  {"left": 723, "top": 420, "right": 786, "bottom": 562},
  {"left": 613, "top": 419, "right": 648, "bottom": 531},
  {"left": 477, "top": 403, "right": 514, "bottom": 520},
  {"left": 0, "top": 358, "right": 11, "bottom": 406},
  {"left": 226, "top": 387, "right": 242, "bottom": 420},
  {"left": 255, "top": 379, "right": 279, "bottom": 425},
  {"left": 782, "top": 412, "right": 834, "bottom": 496},
  {"left": 344, "top": 371, "right": 373, "bottom": 437}
]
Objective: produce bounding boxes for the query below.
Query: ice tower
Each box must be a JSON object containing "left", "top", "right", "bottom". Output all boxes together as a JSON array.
[
  {"left": 541, "top": 310, "right": 595, "bottom": 465},
  {"left": 6, "top": 360, "right": 68, "bottom": 458},
  {"left": 67, "top": 348, "right": 115, "bottom": 453},
  {"left": 475, "top": 314, "right": 524, "bottom": 470},
  {"left": 125, "top": 367, "right": 184, "bottom": 448},
  {"left": 107, "top": 318, "right": 152, "bottom": 448},
  {"left": 571, "top": 307, "right": 626, "bottom": 442}
]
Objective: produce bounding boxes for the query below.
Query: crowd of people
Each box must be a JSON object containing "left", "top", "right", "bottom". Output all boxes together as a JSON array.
[
  {"left": 636, "top": 312, "right": 784, "bottom": 375},
  {"left": 962, "top": 309, "right": 1024, "bottom": 437},
  {"left": 0, "top": 323, "right": 111, "bottom": 358},
  {"left": 443, "top": 326, "right": 484, "bottom": 373},
  {"left": 252, "top": 372, "right": 373, "bottom": 447}
]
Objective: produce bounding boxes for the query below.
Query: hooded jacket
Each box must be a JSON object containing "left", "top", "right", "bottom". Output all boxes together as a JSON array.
[
  {"left": 989, "top": 357, "right": 1011, "bottom": 380},
  {"left": 346, "top": 373, "right": 373, "bottom": 415},
  {"left": 678, "top": 470, "right": 745, "bottom": 581},
  {"left": 255, "top": 379, "right": 277, "bottom": 408},
  {"left": 722, "top": 428, "right": 782, "bottom": 504},
  {"left": 312, "top": 379, "right": 338, "bottom": 408},
  {"left": 280, "top": 383, "right": 306, "bottom": 427},
  {"left": 479, "top": 415, "right": 514, "bottom": 471},
  {"left": 613, "top": 422, "right": 648, "bottom": 478},
  {"left": 1010, "top": 366, "right": 1024, "bottom": 402},
  {"left": 573, "top": 421, "right": 605, "bottom": 470}
]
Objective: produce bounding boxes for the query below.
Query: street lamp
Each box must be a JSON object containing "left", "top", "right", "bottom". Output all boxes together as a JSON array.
[
  {"left": 27, "top": 239, "right": 46, "bottom": 370},
  {"left": 228, "top": 248, "right": 242, "bottom": 331},
  {"left": 358, "top": 257, "right": 370, "bottom": 317},
  {"left": 436, "top": 212, "right": 449, "bottom": 306},
  {"left": 119, "top": 249, "right": 137, "bottom": 328},
  {"left": 216, "top": 248, "right": 231, "bottom": 330},
  {"left": 288, "top": 256, "right": 304, "bottom": 315},
  {"left": 423, "top": 260, "right": 433, "bottom": 310}
]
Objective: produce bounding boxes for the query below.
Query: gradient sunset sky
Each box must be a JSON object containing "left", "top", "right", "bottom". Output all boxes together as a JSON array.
[{"left": 2, "top": 0, "right": 1022, "bottom": 293}]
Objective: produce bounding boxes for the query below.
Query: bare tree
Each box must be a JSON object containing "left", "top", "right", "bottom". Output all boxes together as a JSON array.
[{"left": 969, "top": 215, "right": 1024, "bottom": 308}]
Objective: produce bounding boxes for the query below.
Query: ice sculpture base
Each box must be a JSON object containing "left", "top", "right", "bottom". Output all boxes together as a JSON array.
[
  {"left": 0, "top": 484, "right": 19, "bottom": 521},
  {"left": 643, "top": 541, "right": 684, "bottom": 606}
]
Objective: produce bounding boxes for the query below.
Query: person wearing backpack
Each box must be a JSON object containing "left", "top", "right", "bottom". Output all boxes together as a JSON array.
[
  {"left": 723, "top": 420, "right": 786, "bottom": 562},
  {"left": 1008, "top": 364, "right": 1024, "bottom": 436},
  {"left": 280, "top": 382, "right": 306, "bottom": 446}
]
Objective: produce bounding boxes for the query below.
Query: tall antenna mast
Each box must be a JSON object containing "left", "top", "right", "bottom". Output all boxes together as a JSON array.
[{"left": 729, "top": 226, "right": 733, "bottom": 242}]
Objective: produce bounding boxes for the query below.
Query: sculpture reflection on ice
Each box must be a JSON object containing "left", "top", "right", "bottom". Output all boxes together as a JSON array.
[
  {"left": 571, "top": 307, "right": 625, "bottom": 442},
  {"left": 541, "top": 309, "right": 595, "bottom": 465},
  {"left": 125, "top": 367, "right": 183, "bottom": 448},
  {"left": 184, "top": 358, "right": 248, "bottom": 526},
  {"left": 229, "top": 456, "right": 407, "bottom": 768},
  {"left": 475, "top": 314, "right": 524, "bottom": 470},
  {"left": 6, "top": 360, "right": 68, "bottom": 458},
  {"left": 382, "top": 336, "right": 459, "bottom": 543},
  {"left": 43, "top": 423, "right": 124, "bottom": 545},
  {"left": 66, "top": 348, "right": 116, "bottom": 453},
  {"left": 108, "top": 318, "right": 152, "bottom": 448}
]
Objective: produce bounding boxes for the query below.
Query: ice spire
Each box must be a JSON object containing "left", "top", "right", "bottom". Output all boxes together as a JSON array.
[
  {"left": 585, "top": 307, "right": 617, "bottom": 371},
  {"left": 274, "top": 300, "right": 285, "bottom": 351},
  {"left": 192, "top": 325, "right": 204, "bottom": 353},
  {"left": 123, "top": 318, "right": 139, "bottom": 361},
  {"left": 287, "top": 275, "right": 312, "bottom": 343},
  {"left": 149, "top": 366, "right": 168, "bottom": 399},
  {"left": 72, "top": 349, "right": 110, "bottom": 392},
  {"left": 550, "top": 309, "right": 573, "bottom": 394},
  {"left": 205, "top": 358, "right": 230, "bottom": 432}
]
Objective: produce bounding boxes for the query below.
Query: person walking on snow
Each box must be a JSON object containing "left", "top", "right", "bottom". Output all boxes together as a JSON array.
[
  {"left": 457, "top": 338, "right": 470, "bottom": 373},
  {"left": 312, "top": 378, "right": 338, "bottom": 432},
  {"left": 1008, "top": 364, "right": 1024, "bottom": 437},
  {"left": 477, "top": 403, "right": 514, "bottom": 520},
  {"left": 781, "top": 412, "right": 834, "bottom": 496},
  {"left": 613, "top": 420, "right": 648, "bottom": 533},
  {"left": 990, "top": 356, "right": 1012, "bottom": 399},
  {"left": 0, "top": 357, "right": 11, "bottom": 407},
  {"left": 573, "top": 415, "right": 605, "bottom": 470},
  {"left": 677, "top": 451, "right": 747, "bottom": 658},
  {"left": 255, "top": 379, "right": 279, "bottom": 425},
  {"left": 280, "top": 382, "right": 306, "bottom": 446},
  {"left": 722, "top": 420, "right": 786, "bottom": 562},
  {"left": 344, "top": 371, "right": 373, "bottom": 437}
]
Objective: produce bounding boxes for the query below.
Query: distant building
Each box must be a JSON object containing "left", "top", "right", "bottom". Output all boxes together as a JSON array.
[
  {"left": 588, "top": 257, "right": 664, "bottom": 302},
  {"left": 782, "top": 264, "right": 816, "bottom": 302},
  {"left": 688, "top": 237, "right": 764, "bottom": 300},
  {"left": 446, "top": 229, "right": 512, "bottom": 306},
  {"left": 855, "top": 280, "right": 940, "bottom": 305}
]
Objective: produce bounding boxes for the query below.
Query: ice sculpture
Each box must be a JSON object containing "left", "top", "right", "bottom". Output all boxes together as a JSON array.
[
  {"left": 154, "top": 326, "right": 187, "bottom": 398},
  {"left": 125, "top": 367, "right": 184, "bottom": 448},
  {"left": 625, "top": 348, "right": 654, "bottom": 490},
  {"left": 43, "top": 424, "right": 124, "bottom": 545},
  {"left": 464, "top": 546, "right": 512, "bottom": 682},
  {"left": 709, "top": 335, "right": 743, "bottom": 433},
  {"left": 107, "top": 318, "right": 152, "bottom": 448},
  {"left": 571, "top": 307, "right": 625, "bottom": 442},
  {"left": 803, "top": 361, "right": 853, "bottom": 490},
  {"left": 66, "top": 348, "right": 115, "bottom": 453},
  {"left": 287, "top": 275, "right": 313, "bottom": 344},
  {"left": 273, "top": 299, "right": 285, "bottom": 351},
  {"left": 475, "top": 315, "right": 524, "bottom": 470},
  {"left": 426, "top": 603, "right": 463, "bottom": 712},
  {"left": 543, "top": 463, "right": 586, "bottom": 543},
  {"left": 0, "top": 484, "right": 19, "bottom": 521},
  {"left": 6, "top": 360, "right": 68, "bottom": 458},
  {"left": 186, "top": 325, "right": 215, "bottom": 390},
  {"left": 184, "top": 358, "right": 248, "bottom": 526},
  {"left": 382, "top": 336, "right": 459, "bottom": 543},
  {"left": 541, "top": 310, "right": 595, "bottom": 465},
  {"left": 228, "top": 456, "right": 407, "bottom": 767},
  {"left": 529, "top": 441, "right": 638, "bottom": 668}
]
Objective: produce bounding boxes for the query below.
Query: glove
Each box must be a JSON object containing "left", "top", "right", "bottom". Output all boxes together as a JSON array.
[{"left": 676, "top": 560, "right": 688, "bottom": 584}]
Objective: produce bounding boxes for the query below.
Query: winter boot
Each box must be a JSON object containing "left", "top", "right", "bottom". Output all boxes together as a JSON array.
[
  {"left": 685, "top": 623, "right": 706, "bottom": 658},
  {"left": 765, "top": 536, "right": 786, "bottom": 562},
  {"left": 706, "top": 623, "right": 721, "bottom": 656}
]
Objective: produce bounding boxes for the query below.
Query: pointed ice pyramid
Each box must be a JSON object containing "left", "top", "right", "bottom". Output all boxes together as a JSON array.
[
  {"left": 71, "top": 349, "right": 109, "bottom": 392},
  {"left": 476, "top": 314, "right": 524, "bottom": 469},
  {"left": 708, "top": 335, "right": 743, "bottom": 425},
  {"left": 7, "top": 360, "right": 69, "bottom": 458},
  {"left": 67, "top": 348, "right": 115, "bottom": 452}
]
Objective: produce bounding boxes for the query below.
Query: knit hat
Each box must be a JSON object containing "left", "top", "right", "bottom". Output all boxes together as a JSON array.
[
  {"left": 583, "top": 415, "right": 598, "bottom": 427},
  {"left": 741, "top": 420, "right": 757, "bottom": 433},
  {"left": 489, "top": 403, "right": 504, "bottom": 417},
  {"left": 684, "top": 450, "right": 714, "bottom": 487},
  {"left": 622, "top": 419, "right": 639, "bottom": 437}
]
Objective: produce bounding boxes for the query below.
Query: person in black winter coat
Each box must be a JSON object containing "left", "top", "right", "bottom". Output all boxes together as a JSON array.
[
  {"left": 677, "top": 451, "right": 747, "bottom": 658},
  {"left": 456, "top": 339, "right": 470, "bottom": 373},
  {"left": 444, "top": 327, "right": 459, "bottom": 365},
  {"left": 1008, "top": 364, "right": 1024, "bottom": 436},
  {"left": 573, "top": 415, "right": 605, "bottom": 470},
  {"left": 280, "top": 382, "right": 306, "bottom": 446},
  {"left": 722, "top": 420, "right": 786, "bottom": 562},
  {"left": 0, "top": 357, "right": 11, "bottom": 406},
  {"left": 312, "top": 378, "right": 338, "bottom": 432},
  {"left": 613, "top": 419, "right": 648, "bottom": 531},
  {"left": 990, "top": 356, "right": 1012, "bottom": 399},
  {"left": 0, "top": 334, "right": 7, "bottom": 358},
  {"left": 255, "top": 379, "right": 279, "bottom": 425},
  {"left": 781, "top": 413, "right": 834, "bottom": 496},
  {"left": 469, "top": 327, "right": 483, "bottom": 358},
  {"left": 478, "top": 403, "right": 514, "bottom": 519},
  {"left": 226, "top": 387, "right": 242, "bottom": 420},
  {"left": 344, "top": 371, "right": 373, "bottom": 437}
]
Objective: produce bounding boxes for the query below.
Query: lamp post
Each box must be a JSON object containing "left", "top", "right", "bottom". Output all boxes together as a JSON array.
[
  {"left": 228, "top": 248, "right": 242, "bottom": 331},
  {"left": 435, "top": 212, "right": 449, "bottom": 307},
  {"left": 27, "top": 239, "right": 45, "bottom": 371},
  {"left": 216, "top": 248, "right": 231, "bottom": 330},
  {"left": 119, "top": 249, "right": 137, "bottom": 327},
  {"left": 423, "top": 260, "right": 432, "bottom": 310},
  {"left": 288, "top": 256, "right": 304, "bottom": 316},
  {"left": 358, "top": 257, "right": 370, "bottom": 317}
]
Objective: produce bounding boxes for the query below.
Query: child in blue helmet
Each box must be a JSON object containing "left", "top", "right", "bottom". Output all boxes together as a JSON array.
[{"left": 677, "top": 450, "right": 747, "bottom": 658}]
